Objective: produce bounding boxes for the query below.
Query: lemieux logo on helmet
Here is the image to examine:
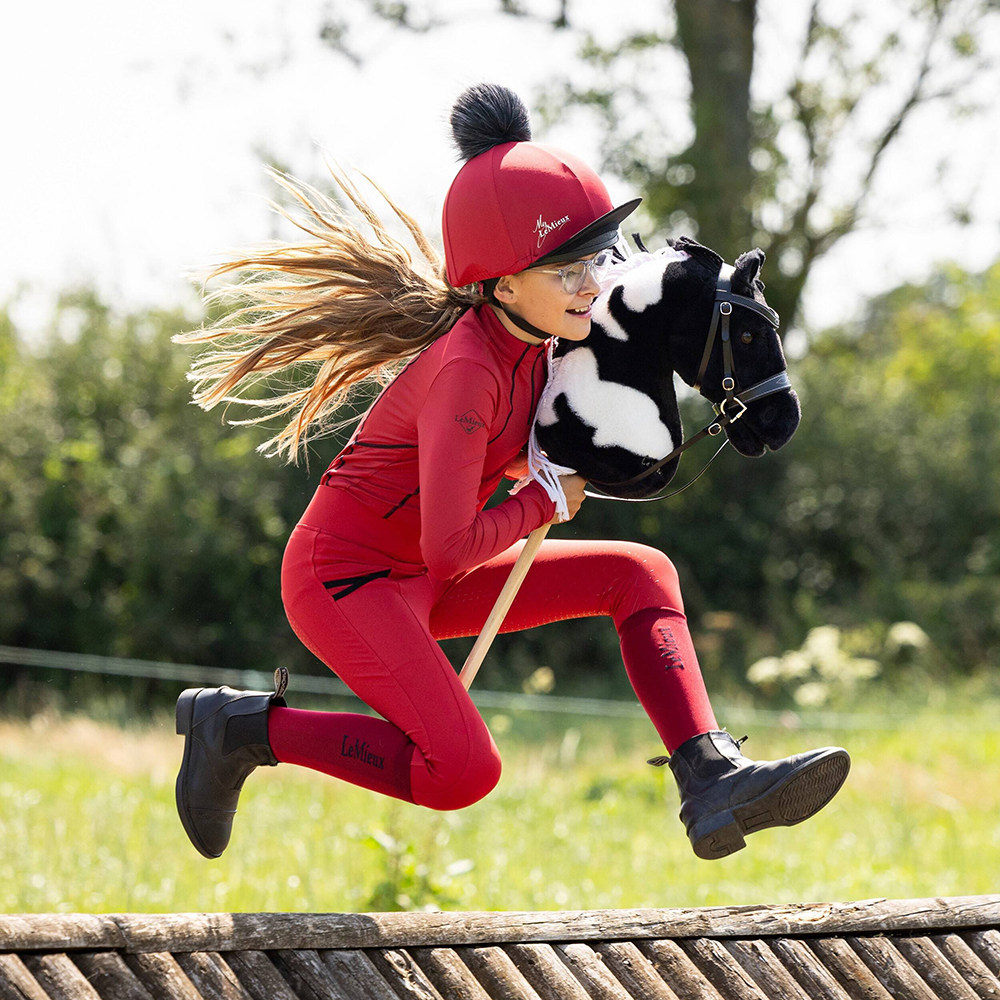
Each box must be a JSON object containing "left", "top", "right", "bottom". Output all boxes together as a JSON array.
[{"left": 534, "top": 213, "right": 571, "bottom": 249}]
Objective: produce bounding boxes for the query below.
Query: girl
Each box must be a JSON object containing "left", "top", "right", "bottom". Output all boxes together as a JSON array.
[{"left": 174, "top": 83, "right": 849, "bottom": 862}]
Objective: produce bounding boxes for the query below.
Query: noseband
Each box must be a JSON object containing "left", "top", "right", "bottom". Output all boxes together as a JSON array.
[{"left": 585, "top": 263, "right": 791, "bottom": 497}]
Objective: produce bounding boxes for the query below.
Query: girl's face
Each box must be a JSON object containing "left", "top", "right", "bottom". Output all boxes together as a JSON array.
[{"left": 491, "top": 252, "right": 602, "bottom": 343}]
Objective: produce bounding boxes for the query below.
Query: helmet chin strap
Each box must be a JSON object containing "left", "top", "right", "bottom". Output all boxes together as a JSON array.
[
  {"left": 498, "top": 304, "right": 551, "bottom": 343},
  {"left": 488, "top": 294, "right": 552, "bottom": 343}
]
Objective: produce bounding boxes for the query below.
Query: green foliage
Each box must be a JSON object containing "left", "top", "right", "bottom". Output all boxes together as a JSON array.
[
  {"left": 0, "top": 288, "right": 318, "bottom": 674},
  {"left": 358, "top": 816, "right": 475, "bottom": 911},
  {"left": 765, "top": 262, "right": 1000, "bottom": 668},
  {"left": 1, "top": 259, "right": 999, "bottom": 692},
  {"left": 747, "top": 625, "right": 879, "bottom": 708}
]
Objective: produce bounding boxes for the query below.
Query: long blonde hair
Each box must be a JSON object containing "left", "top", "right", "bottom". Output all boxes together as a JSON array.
[{"left": 174, "top": 160, "right": 483, "bottom": 463}]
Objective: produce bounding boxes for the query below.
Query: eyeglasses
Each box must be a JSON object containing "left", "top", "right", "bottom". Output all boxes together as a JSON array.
[{"left": 529, "top": 250, "right": 615, "bottom": 294}]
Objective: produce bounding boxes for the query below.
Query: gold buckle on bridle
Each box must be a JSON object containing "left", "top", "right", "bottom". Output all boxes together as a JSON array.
[{"left": 717, "top": 396, "right": 748, "bottom": 422}]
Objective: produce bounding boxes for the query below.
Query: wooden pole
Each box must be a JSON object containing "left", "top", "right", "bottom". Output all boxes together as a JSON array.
[
  {"left": 5, "top": 896, "right": 1000, "bottom": 952},
  {"left": 459, "top": 522, "right": 551, "bottom": 690}
]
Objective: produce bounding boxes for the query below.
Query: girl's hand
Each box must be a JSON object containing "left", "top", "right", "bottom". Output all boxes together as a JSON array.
[
  {"left": 548, "top": 472, "right": 587, "bottom": 524},
  {"left": 504, "top": 448, "right": 530, "bottom": 480}
]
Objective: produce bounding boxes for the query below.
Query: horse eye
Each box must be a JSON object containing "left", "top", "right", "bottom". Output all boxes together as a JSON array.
[{"left": 741, "top": 331, "right": 754, "bottom": 345}]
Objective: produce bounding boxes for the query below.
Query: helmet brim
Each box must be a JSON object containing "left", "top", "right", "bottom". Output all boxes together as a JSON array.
[{"left": 530, "top": 198, "right": 642, "bottom": 266}]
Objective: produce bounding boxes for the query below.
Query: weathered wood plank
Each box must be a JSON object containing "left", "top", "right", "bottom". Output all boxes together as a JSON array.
[
  {"left": 223, "top": 951, "right": 298, "bottom": 1000},
  {"left": 931, "top": 933, "right": 1000, "bottom": 999},
  {"left": 124, "top": 952, "right": 203, "bottom": 1000},
  {"left": 408, "top": 946, "right": 493, "bottom": 1000},
  {"left": 0, "top": 954, "right": 49, "bottom": 1000},
  {"left": 556, "top": 942, "right": 634, "bottom": 1000},
  {"left": 367, "top": 948, "right": 446, "bottom": 1000},
  {"left": 967, "top": 930, "right": 1000, "bottom": 977},
  {"left": 108, "top": 896, "right": 1000, "bottom": 949},
  {"left": 680, "top": 938, "right": 769, "bottom": 1000},
  {"left": 809, "top": 938, "right": 896, "bottom": 1000},
  {"left": 270, "top": 949, "right": 354, "bottom": 1000},
  {"left": 6, "top": 897, "right": 1000, "bottom": 953},
  {"left": 725, "top": 939, "right": 813, "bottom": 1000},
  {"left": 173, "top": 952, "right": 253, "bottom": 1000},
  {"left": 73, "top": 952, "right": 157, "bottom": 1000},
  {"left": 894, "top": 936, "right": 982, "bottom": 1000},
  {"left": 592, "top": 941, "right": 682, "bottom": 1000},
  {"left": 0, "top": 916, "right": 127, "bottom": 953},
  {"left": 321, "top": 948, "right": 400, "bottom": 1000},
  {"left": 767, "top": 938, "right": 854, "bottom": 1000},
  {"left": 847, "top": 936, "right": 939, "bottom": 1000},
  {"left": 505, "top": 943, "right": 593, "bottom": 1000},
  {"left": 21, "top": 953, "right": 103, "bottom": 1000},
  {"left": 637, "top": 939, "right": 726, "bottom": 1000},
  {"left": 454, "top": 945, "right": 544, "bottom": 1000}
]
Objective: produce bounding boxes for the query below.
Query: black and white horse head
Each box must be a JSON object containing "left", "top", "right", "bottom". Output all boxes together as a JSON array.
[{"left": 534, "top": 236, "right": 801, "bottom": 500}]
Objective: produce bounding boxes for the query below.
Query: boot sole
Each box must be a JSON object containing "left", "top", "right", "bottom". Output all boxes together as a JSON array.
[
  {"left": 691, "top": 750, "right": 851, "bottom": 860},
  {"left": 174, "top": 688, "right": 222, "bottom": 860}
]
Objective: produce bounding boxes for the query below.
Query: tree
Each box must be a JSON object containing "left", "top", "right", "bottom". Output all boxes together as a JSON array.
[{"left": 325, "top": 0, "right": 998, "bottom": 327}]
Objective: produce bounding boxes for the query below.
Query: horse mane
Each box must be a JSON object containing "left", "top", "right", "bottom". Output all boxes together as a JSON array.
[
  {"left": 666, "top": 236, "right": 724, "bottom": 273},
  {"left": 667, "top": 237, "right": 767, "bottom": 296}
]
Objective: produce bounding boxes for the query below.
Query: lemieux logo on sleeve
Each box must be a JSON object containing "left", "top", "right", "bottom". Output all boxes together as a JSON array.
[{"left": 455, "top": 409, "right": 487, "bottom": 434}]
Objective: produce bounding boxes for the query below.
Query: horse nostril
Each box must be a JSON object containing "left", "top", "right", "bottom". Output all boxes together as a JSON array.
[{"left": 761, "top": 405, "right": 777, "bottom": 424}]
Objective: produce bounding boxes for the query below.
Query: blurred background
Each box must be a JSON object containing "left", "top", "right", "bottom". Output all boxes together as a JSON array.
[{"left": 2, "top": 0, "right": 1000, "bottom": 914}]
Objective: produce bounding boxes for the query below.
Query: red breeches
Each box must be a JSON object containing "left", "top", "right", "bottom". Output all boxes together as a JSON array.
[{"left": 270, "top": 526, "right": 717, "bottom": 811}]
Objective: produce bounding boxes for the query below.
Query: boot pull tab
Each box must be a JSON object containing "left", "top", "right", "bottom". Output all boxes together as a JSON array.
[
  {"left": 272, "top": 667, "right": 289, "bottom": 705},
  {"left": 735, "top": 735, "right": 749, "bottom": 750},
  {"left": 647, "top": 755, "right": 671, "bottom": 767}
]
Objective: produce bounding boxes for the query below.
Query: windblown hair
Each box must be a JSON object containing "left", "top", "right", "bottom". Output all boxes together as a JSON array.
[{"left": 174, "top": 160, "right": 484, "bottom": 463}]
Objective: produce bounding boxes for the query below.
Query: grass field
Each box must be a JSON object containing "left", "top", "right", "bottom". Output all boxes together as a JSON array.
[{"left": 2, "top": 690, "right": 999, "bottom": 914}]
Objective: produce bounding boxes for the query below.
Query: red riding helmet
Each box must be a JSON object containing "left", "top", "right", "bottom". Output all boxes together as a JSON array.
[{"left": 442, "top": 84, "right": 641, "bottom": 289}]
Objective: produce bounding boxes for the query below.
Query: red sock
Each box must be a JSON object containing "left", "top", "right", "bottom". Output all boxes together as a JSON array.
[
  {"left": 268, "top": 706, "right": 417, "bottom": 802},
  {"left": 618, "top": 606, "right": 718, "bottom": 752}
]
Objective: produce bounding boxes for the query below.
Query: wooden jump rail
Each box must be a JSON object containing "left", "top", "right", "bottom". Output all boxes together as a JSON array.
[{"left": 2, "top": 895, "right": 1000, "bottom": 999}]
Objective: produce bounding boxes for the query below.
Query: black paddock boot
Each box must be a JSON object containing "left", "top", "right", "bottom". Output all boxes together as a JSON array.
[
  {"left": 650, "top": 731, "right": 850, "bottom": 860},
  {"left": 175, "top": 668, "right": 288, "bottom": 858}
]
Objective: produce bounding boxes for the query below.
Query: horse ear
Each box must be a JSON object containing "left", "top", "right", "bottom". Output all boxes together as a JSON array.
[{"left": 733, "top": 248, "right": 765, "bottom": 291}]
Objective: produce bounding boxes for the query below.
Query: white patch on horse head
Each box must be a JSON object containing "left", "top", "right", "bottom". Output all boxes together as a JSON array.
[
  {"left": 592, "top": 248, "right": 690, "bottom": 343},
  {"left": 536, "top": 347, "right": 677, "bottom": 458},
  {"left": 591, "top": 293, "right": 629, "bottom": 343}
]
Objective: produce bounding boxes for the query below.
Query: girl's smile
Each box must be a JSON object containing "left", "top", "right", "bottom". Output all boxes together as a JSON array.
[{"left": 489, "top": 251, "right": 603, "bottom": 344}]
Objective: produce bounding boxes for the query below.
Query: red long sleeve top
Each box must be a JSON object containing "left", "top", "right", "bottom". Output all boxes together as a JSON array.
[{"left": 305, "top": 304, "right": 557, "bottom": 581}]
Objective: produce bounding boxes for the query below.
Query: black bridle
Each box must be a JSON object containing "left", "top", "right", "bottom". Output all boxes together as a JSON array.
[{"left": 584, "top": 263, "right": 791, "bottom": 501}]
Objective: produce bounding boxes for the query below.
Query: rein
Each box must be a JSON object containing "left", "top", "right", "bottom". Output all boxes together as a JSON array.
[{"left": 583, "top": 264, "right": 790, "bottom": 503}]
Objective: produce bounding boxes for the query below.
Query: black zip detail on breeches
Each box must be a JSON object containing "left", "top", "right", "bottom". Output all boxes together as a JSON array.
[{"left": 322, "top": 568, "right": 392, "bottom": 601}]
